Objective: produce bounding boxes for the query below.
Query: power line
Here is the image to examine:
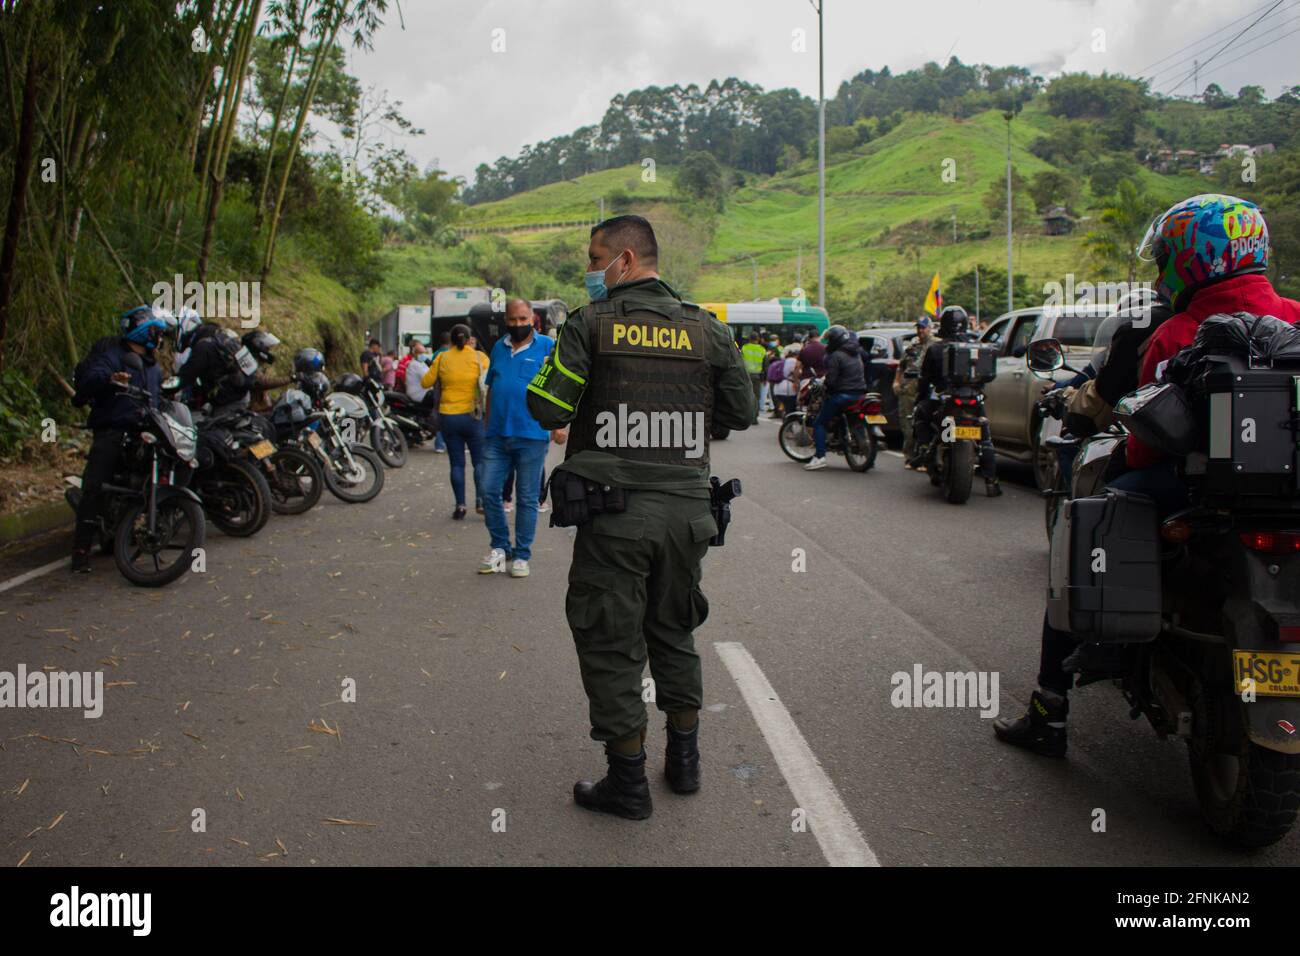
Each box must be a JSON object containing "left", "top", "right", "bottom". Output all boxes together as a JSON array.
[
  {"left": 1203, "top": 22, "right": 1300, "bottom": 77},
  {"left": 1144, "top": 0, "right": 1298, "bottom": 83},
  {"left": 1137, "top": 0, "right": 1285, "bottom": 73},
  {"left": 1163, "top": 0, "right": 1288, "bottom": 94}
]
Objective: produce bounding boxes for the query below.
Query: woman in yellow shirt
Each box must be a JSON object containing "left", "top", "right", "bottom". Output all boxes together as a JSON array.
[{"left": 422, "top": 324, "right": 489, "bottom": 519}]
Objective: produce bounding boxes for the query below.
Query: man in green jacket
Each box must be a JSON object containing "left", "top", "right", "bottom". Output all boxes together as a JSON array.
[{"left": 526, "top": 214, "right": 754, "bottom": 820}]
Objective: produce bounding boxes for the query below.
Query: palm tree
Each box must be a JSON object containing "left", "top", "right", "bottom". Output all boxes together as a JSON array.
[{"left": 1082, "top": 178, "right": 1159, "bottom": 286}]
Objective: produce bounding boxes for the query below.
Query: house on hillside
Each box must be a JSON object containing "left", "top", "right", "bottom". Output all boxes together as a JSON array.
[{"left": 1042, "top": 206, "right": 1075, "bottom": 236}]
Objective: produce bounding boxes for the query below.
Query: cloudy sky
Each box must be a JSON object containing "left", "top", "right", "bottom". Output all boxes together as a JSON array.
[{"left": 336, "top": 0, "right": 1300, "bottom": 182}]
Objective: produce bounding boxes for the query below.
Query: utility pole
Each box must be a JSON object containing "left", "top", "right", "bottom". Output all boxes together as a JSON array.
[
  {"left": 975, "top": 265, "right": 980, "bottom": 324},
  {"left": 796, "top": 247, "right": 803, "bottom": 292},
  {"left": 750, "top": 256, "right": 759, "bottom": 300},
  {"left": 813, "top": 0, "right": 825, "bottom": 310},
  {"left": 952, "top": 212, "right": 957, "bottom": 244},
  {"left": 598, "top": 196, "right": 604, "bottom": 221},
  {"left": 1193, "top": 59, "right": 1199, "bottom": 98},
  {"left": 1005, "top": 112, "right": 1014, "bottom": 312}
]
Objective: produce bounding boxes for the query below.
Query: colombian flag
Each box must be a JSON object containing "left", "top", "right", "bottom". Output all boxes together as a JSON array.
[{"left": 923, "top": 272, "right": 942, "bottom": 316}]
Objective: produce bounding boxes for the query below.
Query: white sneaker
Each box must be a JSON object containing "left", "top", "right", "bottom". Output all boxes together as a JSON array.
[
  {"left": 538, "top": 500, "right": 550, "bottom": 513},
  {"left": 804, "top": 456, "right": 828, "bottom": 471},
  {"left": 503, "top": 501, "right": 514, "bottom": 514},
  {"left": 509, "top": 559, "right": 530, "bottom": 578},
  {"left": 478, "top": 548, "right": 507, "bottom": 574}
]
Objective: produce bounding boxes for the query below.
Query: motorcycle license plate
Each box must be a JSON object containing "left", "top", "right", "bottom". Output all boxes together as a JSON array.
[
  {"left": 866, "top": 414, "right": 887, "bottom": 425},
  {"left": 249, "top": 440, "right": 276, "bottom": 460},
  {"left": 1234, "top": 650, "right": 1300, "bottom": 697},
  {"left": 953, "top": 425, "right": 982, "bottom": 440},
  {"left": 306, "top": 431, "right": 322, "bottom": 450}
]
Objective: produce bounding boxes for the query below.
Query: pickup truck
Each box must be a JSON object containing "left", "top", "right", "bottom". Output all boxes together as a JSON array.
[{"left": 978, "top": 304, "right": 1113, "bottom": 489}]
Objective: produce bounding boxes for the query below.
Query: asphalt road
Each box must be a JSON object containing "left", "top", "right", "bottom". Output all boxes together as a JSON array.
[{"left": 1, "top": 420, "right": 1296, "bottom": 866}]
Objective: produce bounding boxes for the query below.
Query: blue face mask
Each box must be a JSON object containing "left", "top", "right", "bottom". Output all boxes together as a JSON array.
[{"left": 584, "top": 251, "right": 627, "bottom": 302}]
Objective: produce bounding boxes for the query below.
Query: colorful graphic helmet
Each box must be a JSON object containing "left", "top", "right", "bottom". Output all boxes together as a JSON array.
[
  {"left": 1136, "top": 194, "right": 1269, "bottom": 310},
  {"left": 120, "top": 306, "right": 174, "bottom": 351},
  {"left": 174, "top": 307, "right": 204, "bottom": 351}
]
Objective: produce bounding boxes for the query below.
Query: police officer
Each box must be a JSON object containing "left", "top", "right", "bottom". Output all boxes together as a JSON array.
[
  {"left": 526, "top": 215, "right": 754, "bottom": 820},
  {"left": 893, "top": 316, "right": 932, "bottom": 466},
  {"left": 740, "top": 332, "right": 765, "bottom": 424},
  {"left": 909, "top": 304, "right": 1001, "bottom": 496}
]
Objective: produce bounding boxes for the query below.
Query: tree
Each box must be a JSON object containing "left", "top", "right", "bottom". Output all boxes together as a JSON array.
[
  {"left": 944, "top": 266, "right": 1033, "bottom": 320},
  {"left": 1028, "top": 169, "right": 1080, "bottom": 214},
  {"left": 673, "top": 151, "right": 726, "bottom": 210},
  {"left": 1082, "top": 179, "right": 1161, "bottom": 285}
]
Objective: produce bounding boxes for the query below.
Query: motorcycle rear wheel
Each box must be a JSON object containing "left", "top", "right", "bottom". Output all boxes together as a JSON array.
[
  {"left": 371, "top": 420, "right": 408, "bottom": 468},
  {"left": 204, "top": 459, "right": 271, "bottom": 537},
  {"left": 324, "top": 443, "right": 385, "bottom": 503},
  {"left": 844, "top": 422, "right": 877, "bottom": 473},
  {"left": 1188, "top": 681, "right": 1300, "bottom": 848},
  {"left": 943, "top": 441, "right": 974, "bottom": 504}
]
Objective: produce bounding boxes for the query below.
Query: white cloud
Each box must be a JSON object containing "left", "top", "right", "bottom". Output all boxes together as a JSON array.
[{"left": 340, "top": 0, "right": 1298, "bottom": 182}]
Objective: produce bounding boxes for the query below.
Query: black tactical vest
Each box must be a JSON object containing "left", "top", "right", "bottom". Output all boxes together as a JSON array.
[{"left": 566, "top": 298, "right": 713, "bottom": 468}]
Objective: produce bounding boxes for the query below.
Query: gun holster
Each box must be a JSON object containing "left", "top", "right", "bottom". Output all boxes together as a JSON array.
[{"left": 547, "top": 467, "right": 627, "bottom": 528}]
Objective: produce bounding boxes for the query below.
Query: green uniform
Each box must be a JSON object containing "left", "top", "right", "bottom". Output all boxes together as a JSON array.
[
  {"left": 527, "top": 277, "right": 754, "bottom": 744},
  {"left": 898, "top": 334, "right": 929, "bottom": 458}
]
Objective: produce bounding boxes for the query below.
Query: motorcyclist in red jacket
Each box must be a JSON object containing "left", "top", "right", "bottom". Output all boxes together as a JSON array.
[{"left": 995, "top": 194, "right": 1300, "bottom": 757}]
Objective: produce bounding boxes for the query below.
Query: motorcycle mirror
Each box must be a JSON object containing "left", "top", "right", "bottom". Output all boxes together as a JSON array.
[{"left": 1027, "top": 339, "right": 1065, "bottom": 378}]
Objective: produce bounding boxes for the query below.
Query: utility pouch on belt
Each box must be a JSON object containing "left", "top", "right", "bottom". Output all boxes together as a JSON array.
[{"left": 547, "top": 467, "right": 627, "bottom": 528}]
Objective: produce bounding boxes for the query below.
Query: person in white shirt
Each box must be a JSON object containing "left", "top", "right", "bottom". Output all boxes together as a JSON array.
[{"left": 404, "top": 341, "right": 436, "bottom": 422}]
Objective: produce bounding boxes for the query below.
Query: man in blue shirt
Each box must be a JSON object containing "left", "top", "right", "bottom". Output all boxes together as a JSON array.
[{"left": 478, "top": 299, "right": 562, "bottom": 578}]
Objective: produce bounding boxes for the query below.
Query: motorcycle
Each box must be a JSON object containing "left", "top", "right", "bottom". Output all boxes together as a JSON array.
[
  {"left": 333, "top": 374, "right": 409, "bottom": 468},
  {"left": 375, "top": 384, "right": 439, "bottom": 451},
  {"left": 199, "top": 404, "right": 324, "bottom": 517},
  {"left": 1030, "top": 336, "right": 1300, "bottom": 847},
  {"left": 271, "top": 376, "right": 385, "bottom": 504},
  {"left": 63, "top": 355, "right": 206, "bottom": 587},
  {"left": 914, "top": 342, "right": 998, "bottom": 505},
  {"left": 778, "top": 378, "right": 883, "bottom": 472},
  {"left": 188, "top": 407, "right": 273, "bottom": 538}
]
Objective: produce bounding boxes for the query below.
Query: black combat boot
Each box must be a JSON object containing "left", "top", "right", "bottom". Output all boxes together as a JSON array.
[
  {"left": 573, "top": 749, "right": 653, "bottom": 820},
  {"left": 992, "top": 690, "right": 1068, "bottom": 758},
  {"left": 665, "top": 719, "right": 701, "bottom": 794}
]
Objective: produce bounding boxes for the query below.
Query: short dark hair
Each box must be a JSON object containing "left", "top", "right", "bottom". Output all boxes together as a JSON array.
[
  {"left": 591, "top": 215, "right": 658, "bottom": 263},
  {"left": 369, "top": 338, "right": 381, "bottom": 347}
]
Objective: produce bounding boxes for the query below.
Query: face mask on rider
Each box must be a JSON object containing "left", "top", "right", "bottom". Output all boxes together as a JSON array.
[{"left": 584, "top": 250, "right": 629, "bottom": 302}]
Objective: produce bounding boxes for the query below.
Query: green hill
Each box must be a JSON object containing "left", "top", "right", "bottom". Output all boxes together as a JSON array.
[{"left": 373, "top": 105, "right": 1215, "bottom": 322}]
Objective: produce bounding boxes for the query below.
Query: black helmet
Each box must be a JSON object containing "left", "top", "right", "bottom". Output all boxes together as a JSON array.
[
  {"left": 293, "top": 347, "right": 324, "bottom": 375},
  {"left": 824, "top": 325, "right": 852, "bottom": 353},
  {"left": 300, "top": 370, "right": 331, "bottom": 401},
  {"left": 242, "top": 329, "right": 281, "bottom": 364},
  {"left": 335, "top": 372, "right": 365, "bottom": 395},
  {"left": 937, "top": 306, "right": 970, "bottom": 340}
]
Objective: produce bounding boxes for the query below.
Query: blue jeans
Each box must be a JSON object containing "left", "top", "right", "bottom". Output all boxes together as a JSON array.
[
  {"left": 441, "top": 413, "right": 484, "bottom": 508},
  {"left": 482, "top": 435, "right": 548, "bottom": 561},
  {"left": 433, "top": 431, "right": 446, "bottom": 452},
  {"left": 813, "top": 391, "right": 862, "bottom": 457}
]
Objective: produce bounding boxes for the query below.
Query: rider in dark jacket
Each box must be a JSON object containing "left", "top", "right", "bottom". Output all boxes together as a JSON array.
[
  {"left": 177, "top": 323, "right": 253, "bottom": 411},
  {"left": 910, "top": 305, "right": 1001, "bottom": 496},
  {"left": 69, "top": 307, "right": 168, "bottom": 573},
  {"left": 804, "top": 326, "right": 867, "bottom": 471}
]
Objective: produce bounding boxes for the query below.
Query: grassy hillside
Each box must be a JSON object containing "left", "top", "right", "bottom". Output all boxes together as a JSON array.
[{"left": 370, "top": 105, "right": 1216, "bottom": 323}]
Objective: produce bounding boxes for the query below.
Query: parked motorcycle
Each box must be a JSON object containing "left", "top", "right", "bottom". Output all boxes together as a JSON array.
[
  {"left": 1030, "top": 335, "right": 1300, "bottom": 847},
  {"left": 778, "top": 378, "right": 883, "bottom": 472},
  {"left": 201, "top": 405, "right": 324, "bottom": 517},
  {"left": 191, "top": 409, "right": 273, "bottom": 537},
  {"left": 63, "top": 355, "right": 205, "bottom": 587},
  {"left": 272, "top": 376, "right": 385, "bottom": 503},
  {"left": 374, "top": 384, "right": 439, "bottom": 451},
  {"left": 333, "top": 373, "right": 408, "bottom": 468}
]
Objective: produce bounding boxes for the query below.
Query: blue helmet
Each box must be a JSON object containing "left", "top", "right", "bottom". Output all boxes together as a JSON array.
[{"left": 120, "top": 306, "right": 173, "bottom": 351}]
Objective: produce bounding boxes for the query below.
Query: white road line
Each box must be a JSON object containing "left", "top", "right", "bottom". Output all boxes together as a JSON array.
[
  {"left": 884, "top": 450, "right": 903, "bottom": 458},
  {"left": 713, "top": 640, "right": 879, "bottom": 867},
  {"left": 0, "top": 557, "right": 68, "bottom": 595}
]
